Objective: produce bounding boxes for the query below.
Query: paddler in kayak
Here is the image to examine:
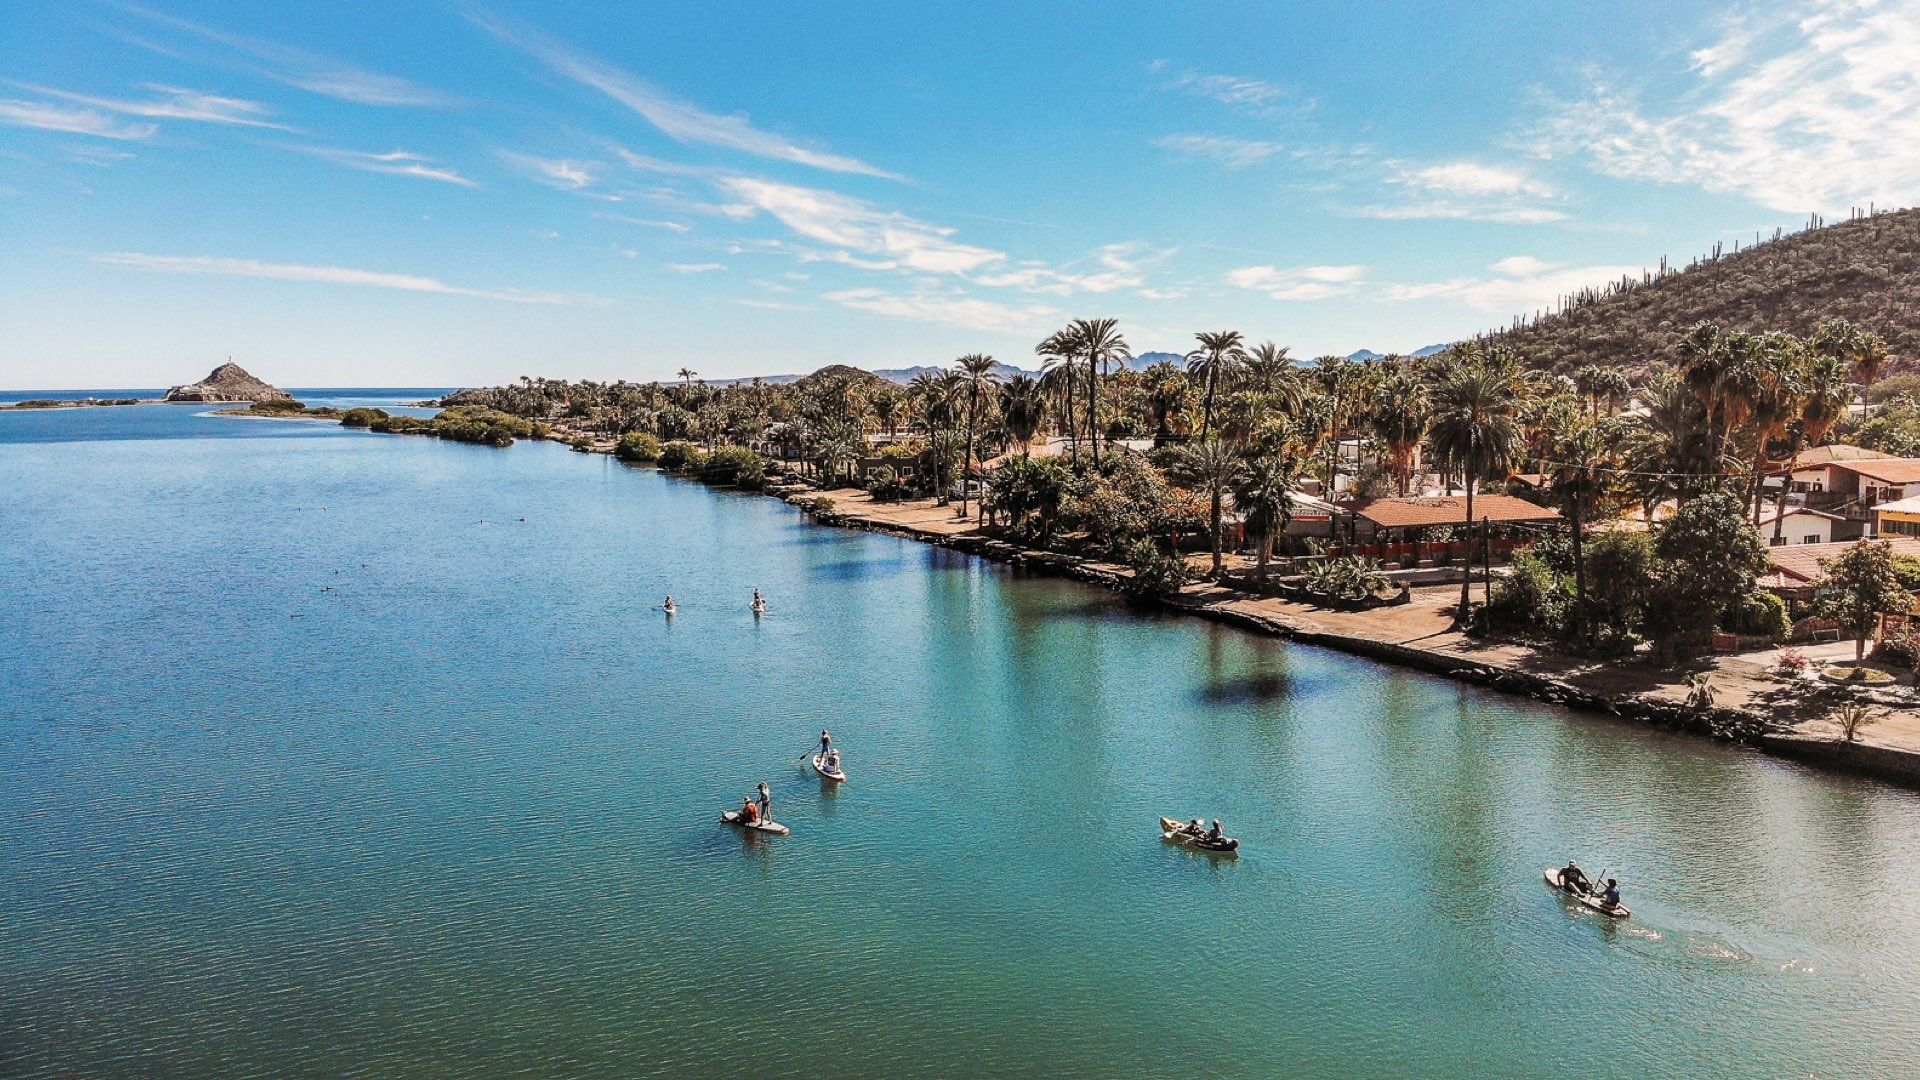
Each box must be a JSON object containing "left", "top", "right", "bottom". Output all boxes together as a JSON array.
[
  {"left": 1599, "top": 878, "right": 1622, "bottom": 911},
  {"left": 1558, "top": 860, "right": 1593, "bottom": 895},
  {"left": 1204, "top": 819, "right": 1226, "bottom": 844}
]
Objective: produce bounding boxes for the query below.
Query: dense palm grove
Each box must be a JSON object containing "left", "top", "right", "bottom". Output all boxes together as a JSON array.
[{"left": 440, "top": 313, "right": 1917, "bottom": 661}]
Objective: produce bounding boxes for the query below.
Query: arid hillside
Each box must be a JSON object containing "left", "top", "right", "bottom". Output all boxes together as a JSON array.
[{"left": 1477, "top": 208, "right": 1920, "bottom": 375}]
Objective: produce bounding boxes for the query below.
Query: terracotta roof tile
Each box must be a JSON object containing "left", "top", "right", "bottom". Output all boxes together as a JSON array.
[
  {"left": 1763, "top": 536, "right": 1920, "bottom": 585},
  {"left": 1830, "top": 459, "right": 1920, "bottom": 484},
  {"left": 1335, "top": 494, "right": 1561, "bottom": 528}
]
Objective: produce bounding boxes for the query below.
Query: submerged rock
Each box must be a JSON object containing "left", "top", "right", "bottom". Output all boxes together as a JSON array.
[{"left": 164, "top": 362, "right": 292, "bottom": 403}]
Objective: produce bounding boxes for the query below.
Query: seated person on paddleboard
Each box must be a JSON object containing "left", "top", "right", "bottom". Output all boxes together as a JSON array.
[
  {"left": 1600, "top": 879, "right": 1622, "bottom": 910},
  {"left": 739, "top": 797, "right": 761, "bottom": 825},
  {"left": 1560, "top": 860, "right": 1593, "bottom": 894}
]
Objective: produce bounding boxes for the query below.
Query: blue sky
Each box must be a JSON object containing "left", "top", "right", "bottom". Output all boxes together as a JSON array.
[{"left": 3, "top": 0, "right": 1916, "bottom": 389}]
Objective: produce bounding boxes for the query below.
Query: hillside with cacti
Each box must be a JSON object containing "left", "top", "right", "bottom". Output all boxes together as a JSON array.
[{"left": 1475, "top": 207, "right": 1920, "bottom": 375}]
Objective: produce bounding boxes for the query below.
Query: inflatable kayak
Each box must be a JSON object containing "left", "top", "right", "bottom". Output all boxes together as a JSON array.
[
  {"left": 1544, "top": 868, "right": 1629, "bottom": 918},
  {"left": 1159, "top": 816, "right": 1239, "bottom": 853},
  {"left": 722, "top": 810, "right": 789, "bottom": 836},
  {"left": 810, "top": 751, "right": 846, "bottom": 783}
]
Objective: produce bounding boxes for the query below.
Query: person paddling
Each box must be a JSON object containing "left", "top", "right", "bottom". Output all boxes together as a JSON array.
[
  {"left": 1600, "top": 878, "right": 1622, "bottom": 911},
  {"left": 663, "top": 595, "right": 676, "bottom": 614},
  {"left": 752, "top": 588, "right": 765, "bottom": 611},
  {"left": 1205, "top": 819, "right": 1225, "bottom": 844},
  {"left": 756, "top": 781, "right": 772, "bottom": 822},
  {"left": 816, "top": 730, "right": 832, "bottom": 758}
]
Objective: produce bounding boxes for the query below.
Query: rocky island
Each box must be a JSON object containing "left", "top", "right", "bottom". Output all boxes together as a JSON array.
[{"left": 164, "top": 362, "right": 292, "bottom": 403}]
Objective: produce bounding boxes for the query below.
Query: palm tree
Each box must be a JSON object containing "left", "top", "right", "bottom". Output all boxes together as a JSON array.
[
  {"left": 1234, "top": 450, "right": 1302, "bottom": 581},
  {"left": 1241, "top": 342, "right": 1298, "bottom": 402},
  {"left": 1427, "top": 349, "right": 1525, "bottom": 619},
  {"left": 1744, "top": 332, "right": 1809, "bottom": 523},
  {"left": 1037, "top": 327, "right": 1082, "bottom": 461},
  {"left": 1368, "top": 364, "right": 1429, "bottom": 495},
  {"left": 677, "top": 368, "right": 698, "bottom": 390},
  {"left": 955, "top": 354, "right": 1002, "bottom": 517},
  {"left": 1171, "top": 437, "right": 1247, "bottom": 574},
  {"left": 1073, "top": 317, "right": 1130, "bottom": 467},
  {"left": 1771, "top": 352, "right": 1852, "bottom": 543},
  {"left": 998, "top": 374, "right": 1046, "bottom": 457},
  {"left": 1549, "top": 420, "right": 1615, "bottom": 644},
  {"left": 1311, "top": 354, "right": 1372, "bottom": 496},
  {"left": 1142, "top": 362, "right": 1188, "bottom": 445},
  {"left": 1185, "top": 330, "right": 1246, "bottom": 440},
  {"left": 1813, "top": 317, "right": 1888, "bottom": 397}
]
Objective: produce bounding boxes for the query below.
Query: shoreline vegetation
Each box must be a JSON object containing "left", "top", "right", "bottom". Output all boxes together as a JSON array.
[{"left": 211, "top": 326, "right": 1920, "bottom": 787}]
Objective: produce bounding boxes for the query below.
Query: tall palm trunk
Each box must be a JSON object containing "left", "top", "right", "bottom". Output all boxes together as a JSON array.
[
  {"left": 1772, "top": 438, "right": 1801, "bottom": 544},
  {"left": 1570, "top": 499, "right": 1586, "bottom": 645},
  {"left": 1209, "top": 488, "right": 1224, "bottom": 573},
  {"left": 1087, "top": 353, "right": 1100, "bottom": 467},
  {"left": 1458, "top": 476, "right": 1476, "bottom": 617},
  {"left": 962, "top": 389, "right": 980, "bottom": 517}
]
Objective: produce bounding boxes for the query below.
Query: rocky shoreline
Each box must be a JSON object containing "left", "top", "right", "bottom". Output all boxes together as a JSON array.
[{"left": 782, "top": 487, "right": 1920, "bottom": 790}]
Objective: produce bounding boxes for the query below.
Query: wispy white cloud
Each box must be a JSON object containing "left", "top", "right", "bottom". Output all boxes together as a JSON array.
[
  {"left": 473, "top": 15, "right": 897, "bottom": 179},
  {"left": 735, "top": 298, "right": 813, "bottom": 311},
  {"left": 595, "top": 211, "right": 692, "bottom": 232},
  {"left": 1225, "top": 263, "right": 1369, "bottom": 301},
  {"left": 1171, "top": 72, "right": 1307, "bottom": 119},
  {"left": 975, "top": 242, "right": 1171, "bottom": 296},
  {"left": 91, "top": 252, "right": 583, "bottom": 305},
  {"left": 824, "top": 287, "right": 1059, "bottom": 334},
  {"left": 0, "top": 99, "right": 156, "bottom": 140},
  {"left": 1350, "top": 160, "right": 1565, "bottom": 223},
  {"left": 307, "top": 147, "right": 474, "bottom": 186},
  {"left": 15, "top": 82, "right": 291, "bottom": 130},
  {"left": 667, "top": 262, "right": 726, "bottom": 274},
  {"left": 1530, "top": 0, "right": 1920, "bottom": 211},
  {"left": 1152, "top": 133, "right": 1288, "bottom": 168},
  {"left": 120, "top": 5, "right": 454, "bottom": 107},
  {"left": 498, "top": 149, "right": 600, "bottom": 189},
  {"left": 717, "top": 175, "right": 1003, "bottom": 274},
  {"left": 1384, "top": 257, "right": 1643, "bottom": 313}
]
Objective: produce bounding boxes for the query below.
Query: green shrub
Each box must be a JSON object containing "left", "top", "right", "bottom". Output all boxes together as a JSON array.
[
  {"left": 431, "top": 407, "right": 532, "bottom": 447},
  {"left": 614, "top": 431, "right": 662, "bottom": 462},
  {"left": 248, "top": 398, "right": 308, "bottom": 413},
  {"left": 1488, "top": 549, "right": 1571, "bottom": 633},
  {"left": 340, "top": 407, "right": 389, "bottom": 428},
  {"left": 1123, "top": 539, "right": 1192, "bottom": 598},
  {"left": 704, "top": 445, "right": 767, "bottom": 487},
  {"left": 1722, "top": 589, "right": 1791, "bottom": 641},
  {"left": 657, "top": 441, "right": 708, "bottom": 474},
  {"left": 369, "top": 414, "right": 434, "bottom": 434}
]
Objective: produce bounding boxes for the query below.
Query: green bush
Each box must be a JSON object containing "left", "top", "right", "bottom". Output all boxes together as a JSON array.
[
  {"left": 704, "top": 445, "right": 767, "bottom": 487},
  {"left": 1123, "top": 539, "right": 1192, "bottom": 598},
  {"left": 340, "top": 407, "right": 389, "bottom": 428},
  {"left": 432, "top": 406, "right": 532, "bottom": 447},
  {"left": 248, "top": 398, "right": 308, "bottom": 413},
  {"left": 369, "top": 414, "right": 434, "bottom": 434},
  {"left": 614, "top": 431, "right": 662, "bottom": 462},
  {"left": 657, "top": 441, "right": 708, "bottom": 474},
  {"left": 1722, "top": 589, "right": 1791, "bottom": 641}
]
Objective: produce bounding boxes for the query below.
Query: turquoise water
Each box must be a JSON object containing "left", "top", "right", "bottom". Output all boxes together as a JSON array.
[{"left": 4, "top": 402, "right": 1919, "bottom": 1078}]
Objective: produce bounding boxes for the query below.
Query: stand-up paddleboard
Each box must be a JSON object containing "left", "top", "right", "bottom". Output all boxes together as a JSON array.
[
  {"left": 1158, "top": 816, "right": 1238, "bottom": 853},
  {"left": 1544, "top": 868, "right": 1629, "bottom": 918},
  {"left": 722, "top": 810, "right": 789, "bottom": 835}
]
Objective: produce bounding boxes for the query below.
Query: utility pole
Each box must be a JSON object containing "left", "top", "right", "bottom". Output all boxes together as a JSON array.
[{"left": 1483, "top": 515, "right": 1493, "bottom": 608}]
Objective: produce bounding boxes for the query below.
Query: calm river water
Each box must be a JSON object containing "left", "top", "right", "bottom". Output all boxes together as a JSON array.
[{"left": 4, "top": 399, "right": 1918, "bottom": 1078}]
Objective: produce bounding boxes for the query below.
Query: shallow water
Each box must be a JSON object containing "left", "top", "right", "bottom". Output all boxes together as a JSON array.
[{"left": 4, "top": 402, "right": 1918, "bottom": 1078}]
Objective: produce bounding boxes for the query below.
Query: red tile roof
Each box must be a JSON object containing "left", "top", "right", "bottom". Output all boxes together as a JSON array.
[
  {"left": 1780, "top": 443, "right": 1883, "bottom": 468},
  {"left": 1763, "top": 536, "right": 1920, "bottom": 585},
  {"left": 1336, "top": 494, "right": 1561, "bottom": 528},
  {"left": 1829, "top": 459, "right": 1920, "bottom": 484}
]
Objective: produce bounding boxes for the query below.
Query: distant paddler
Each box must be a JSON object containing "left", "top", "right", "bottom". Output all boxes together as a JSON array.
[
  {"left": 751, "top": 587, "right": 766, "bottom": 613},
  {"left": 662, "top": 595, "right": 677, "bottom": 615}
]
